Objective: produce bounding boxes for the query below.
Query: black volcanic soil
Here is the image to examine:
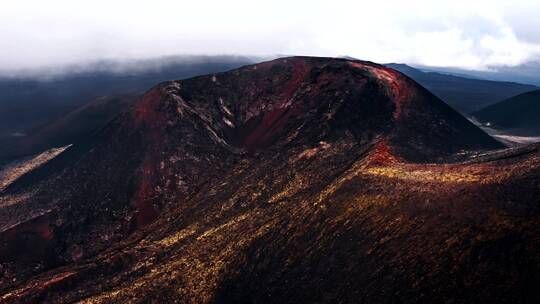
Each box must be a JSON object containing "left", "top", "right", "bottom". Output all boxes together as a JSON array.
[{"left": 1, "top": 57, "right": 538, "bottom": 304}]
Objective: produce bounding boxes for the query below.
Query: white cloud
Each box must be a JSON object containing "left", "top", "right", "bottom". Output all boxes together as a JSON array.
[{"left": 1, "top": 0, "right": 539, "bottom": 72}]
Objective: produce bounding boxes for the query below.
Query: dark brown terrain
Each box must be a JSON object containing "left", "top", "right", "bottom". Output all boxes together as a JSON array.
[{"left": 0, "top": 57, "right": 538, "bottom": 303}]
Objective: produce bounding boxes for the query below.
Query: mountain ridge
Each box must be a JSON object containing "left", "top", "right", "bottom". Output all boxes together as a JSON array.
[
  {"left": 473, "top": 89, "right": 540, "bottom": 136},
  {"left": 385, "top": 63, "right": 538, "bottom": 113},
  {"left": 0, "top": 57, "right": 538, "bottom": 304}
]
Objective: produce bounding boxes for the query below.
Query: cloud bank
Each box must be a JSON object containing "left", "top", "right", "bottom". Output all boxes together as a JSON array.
[{"left": 1, "top": 0, "right": 540, "bottom": 73}]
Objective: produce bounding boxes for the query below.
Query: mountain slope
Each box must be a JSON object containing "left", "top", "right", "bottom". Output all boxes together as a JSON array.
[
  {"left": 473, "top": 89, "right": 540, "bottom": 136},
  {"left": 386, "top": 63, "right": 538, "bottom": 113},
  {"left": 0, "top": 94, "right": 138, "bottom": 162},
  {"left": 1, "top": 57, "right": 538, "bottom": 304}
]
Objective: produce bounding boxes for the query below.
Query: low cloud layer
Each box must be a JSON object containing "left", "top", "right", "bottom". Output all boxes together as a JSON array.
[{"left": 2, "top": 0, "right": 540, "bottom": 74}]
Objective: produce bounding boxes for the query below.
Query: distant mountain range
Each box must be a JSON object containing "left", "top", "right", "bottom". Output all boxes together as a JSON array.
[
  {"left": 473, "top": 89, "right": 540, "bottom": 136},
  {"left": 0, "top": 55, "right": 255, "bottom": 140},
  {"left": 385, "top": 63, "right": 538, "bottom": 114},
  {"left": 0, "top": 56, "right": 259, "bottom": 164},
  {"left": 417, "top": 62, "right": 540, "bottom": 87}
]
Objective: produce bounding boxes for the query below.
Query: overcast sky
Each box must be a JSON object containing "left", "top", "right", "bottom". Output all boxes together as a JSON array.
[{"left": 2, "top": 0, "right": 540, "bottom": 73}]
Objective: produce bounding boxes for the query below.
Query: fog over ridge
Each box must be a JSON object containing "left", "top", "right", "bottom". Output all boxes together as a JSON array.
[{"left": 2, "top": 0, "right": 540, "bottom": 77}]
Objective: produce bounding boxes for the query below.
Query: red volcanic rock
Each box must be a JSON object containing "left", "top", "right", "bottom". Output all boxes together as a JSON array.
[
  {"left": 368, "top": 140, "right": 402, "bottom": 166},
  {"left": 349, "top": 62, "right": 413, "bottom": 119},
  {"left": 1, "top": 57, "right": 538, "bottom": 304}
]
